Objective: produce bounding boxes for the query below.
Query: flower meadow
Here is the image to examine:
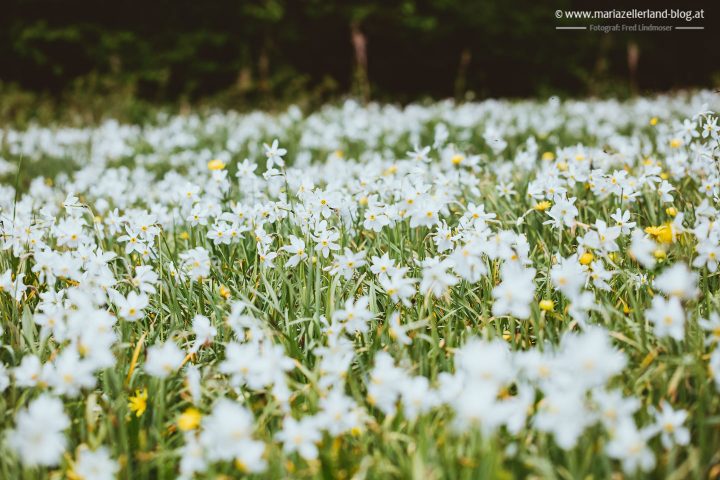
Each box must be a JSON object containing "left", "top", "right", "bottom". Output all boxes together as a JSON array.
[{"left": 2, "top": 92, "right": 720, "bottom": 479}]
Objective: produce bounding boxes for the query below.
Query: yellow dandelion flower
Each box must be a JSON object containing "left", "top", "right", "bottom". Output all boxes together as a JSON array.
[
  {"left": 128, "top": 388, "right": 148, "bottom": 417},
  {"left": 644, "top": 224, "right": 674, "bottom": 244},
  {"left": 178, "top": 407, "right": 202, "bottom": 431},
  {"left": 539, "top": 299, "right": 555, "bottom": 311},
  {"left": 534, "top": 201, "right": 552, "bottom": 211},
  {"left": 207, "top": 159, "right": 226, "bottom": 171},
  {"left": 579, "top": 252, "right": 594, "bottom": 265}
]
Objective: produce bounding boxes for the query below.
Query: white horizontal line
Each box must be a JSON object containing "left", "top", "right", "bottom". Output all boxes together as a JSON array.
[
  {"left": 556, "top": 26, "right": 587, "bottom": 30},
  {"left": 675, "top": 26, "right": 704, "bottom": 30}
]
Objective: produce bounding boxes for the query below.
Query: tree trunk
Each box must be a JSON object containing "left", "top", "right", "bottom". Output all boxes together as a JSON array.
[
  {"left": 351, "top": 21, "right": 370, "bottom": 103},
  {"left": 454, "top": 47, "right": 472, "bottom": 101},
  {"left": 627, "top": 42, "right": 639, "bottom": 95}
]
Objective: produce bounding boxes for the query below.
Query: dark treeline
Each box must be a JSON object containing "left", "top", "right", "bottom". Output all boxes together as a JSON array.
[{"left": 1, "top": 0, "right": 718, "bottom": 105}]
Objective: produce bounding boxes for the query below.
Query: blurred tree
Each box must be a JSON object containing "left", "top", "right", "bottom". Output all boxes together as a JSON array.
[{"left": 0, "top": 0, "right": 717, "bottom": 104}]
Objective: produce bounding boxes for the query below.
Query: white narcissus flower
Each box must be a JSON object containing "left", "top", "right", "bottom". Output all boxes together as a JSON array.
[
  {"left": 399, "top": 375, "right": 438, "bottom": 420},
  {"left": 116, "top": 291, "right": 150, "bottom": 321},
  {"left": 178, "top": 432, "right": 207, "bottom": 480},
  {"left": 8, "top": 394, "right": 70, "bottom": 467},
  {"left": 0, "top": 269, "right": 28, "bottom": 302},
  {"left": 610, "top": 208, "right": 636, "bottom": 234},
  {"left": 592, "top": 388, "right": 641, "bottom": 432},
  {"left": 419, "top": 257, "right": 458, "bottom": 298},
  {"left": 605, "top": 421, "right": 656, "bottom": 474},
  {"left": 658, "top": 180, "right": 675, "bottom": 203},
  {"left": 550, "top": 255, "right": 586, "bottom": 298},
  {"left": 179, "top": 247, "right": 212, "bottom": 281},
  {"left": 49, "top": 349, "right": 96, "bottom": 397},
  {"left": 190, "top": 314, "right": 217, "bottom": 353},
  {"left": 629, "top": 229, "right": 657, "bottom": 269},
  {"left": 363, "top": 206, "right": 390, "bottom": 232},
  {"left": 699, "top": 312, "right": 720, "bottom": 346},
  {"left": 653, "top": 401, "right": 690, "bottom": 449},
  {"left": 207, "top": 221, "right": 233, "bottom": 245},
  {"left": 409, "top": 197, "right": 443, "bottom": 228},
  {"left": 653, "top": 262, "right": 698, "bottom": 299},
  {"left": 276, "top": 416, "right": 322, "bottom": 460},
  {"left": 315, "top": 390, "right": 365, "bottom": 436},
  {"left": 326, "top": 247, "right": 366, "bottom": 280},
  {"left": 73, "top": 446, "right": 119, "bottom": 480},
  {"left": 380, "top": 267, "right": 417, "bottom": 306},
  {"left": 263, "top": 139, "right": 287, "bottom": 169},
  {"left": 333, "top": 296, "right": 374, "bottom": 334},
  {"left": 646, "top": 296, "right": 685, "bottom": 341},
  {"left": 117, "top": 226, "right": 148, "bottom": 255},
  {"left": 693, "top": 240, "right": 720, "bottom": 272},
  {"left": 133, "top": 265, "right": 159, "bottom": 294},
  {"left": 199, "top": 399, "right": 267, "bottom": 472},
  {"left": 281, "top": 235, "right": 307, "bottom": 268},
  {"left": 312, "top": 227, "right": 340, "bottom": 258},
  {"left": 492, "top": 262, "right": 536, "bottom": 319},
  {"left": 534, "top": 389, "right": 592, "bottom": 449},
  {"left": 387, "top": 311, "right": 412, "bottom": 345},
  {"left": 145, "top": 341, "right": 185, "bottom": 378},
  {"left": 13, "top": 354, "right": 53, "bottom": 388},
  {"left": 370, "top": 252, "right": 397, "bottom": 279},
  {"left": 559, "top": 327, "right": 628, "bottom": 390},
  {"left": 545, "top": 194, "right": 578, "bottom": 228}
]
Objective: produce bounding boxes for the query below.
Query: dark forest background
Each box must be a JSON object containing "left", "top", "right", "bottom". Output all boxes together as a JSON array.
[{"left": 1, "top": 0, "right": 718, "bottom": 122}]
